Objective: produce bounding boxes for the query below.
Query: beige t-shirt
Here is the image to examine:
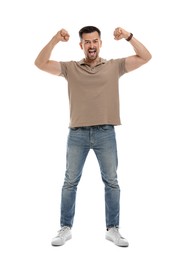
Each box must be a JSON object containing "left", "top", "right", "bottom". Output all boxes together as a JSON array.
[{"left": 60, "top": 58, "right": 127, "bottom": 127}]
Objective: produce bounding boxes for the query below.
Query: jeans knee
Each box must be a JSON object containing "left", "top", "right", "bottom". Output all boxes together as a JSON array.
[
  {"left": 103, "top": 178, "right": 120, "bottom": 190},
  {"left": 63, "top": 173, "right": 81, "bottom": 189}
]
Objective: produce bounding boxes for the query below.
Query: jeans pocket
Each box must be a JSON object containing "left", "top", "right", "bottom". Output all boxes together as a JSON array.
[
  {"left": 100, "top": 125, "right": 114, "bottom": 131},
  {"left": 70, "top": 127, "right": 81, "bottom": 131}
]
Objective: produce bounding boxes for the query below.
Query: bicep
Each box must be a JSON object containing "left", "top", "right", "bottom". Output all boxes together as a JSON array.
[
  {"left": 39, "top": 60, "right": 62, "bottom": 76},
  {"left": 125, "top": 55, "right": 147, "bottom": 73}
]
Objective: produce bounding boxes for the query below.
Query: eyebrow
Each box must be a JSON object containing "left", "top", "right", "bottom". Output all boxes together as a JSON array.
[{"left": 84, "top": 38, "right": 99, "bottom": 42}]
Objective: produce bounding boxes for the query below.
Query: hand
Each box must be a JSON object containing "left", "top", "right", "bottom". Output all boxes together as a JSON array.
[
  {"left": 113, "top": 27, "right": 129, "bottom": 40},
  {"left": 56, "top": 29, "right": 70, "bottom": 42}
]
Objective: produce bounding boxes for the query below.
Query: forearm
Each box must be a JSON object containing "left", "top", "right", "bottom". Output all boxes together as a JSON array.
[
  {"left": 128, "top": 35, "right": 152, "bottom": 62},
  {"left": 34, "top": 35, "right": 59, "bottom": 69}
]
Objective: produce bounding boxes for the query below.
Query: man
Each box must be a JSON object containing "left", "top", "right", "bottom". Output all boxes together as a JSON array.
[{"left": 34, "top": 26, "right": 151, "bottom": 247}]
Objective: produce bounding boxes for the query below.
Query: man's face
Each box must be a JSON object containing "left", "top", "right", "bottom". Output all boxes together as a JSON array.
[{"left": 79, "top": 31, "right": 102, "bottom": 61}]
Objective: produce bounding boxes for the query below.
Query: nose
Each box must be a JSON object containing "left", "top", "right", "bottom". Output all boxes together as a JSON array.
[{"left": 89, "top": 42, "right": 94, "bottom": 48}]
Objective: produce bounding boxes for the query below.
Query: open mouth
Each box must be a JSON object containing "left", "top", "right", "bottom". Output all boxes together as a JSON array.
[{"left": 88, "top": 49, "right": 96, "bottom": 57}]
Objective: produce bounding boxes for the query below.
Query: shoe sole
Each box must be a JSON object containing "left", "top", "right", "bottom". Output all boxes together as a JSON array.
[
  {"left": 51, "top": 234, "right": 72, "bottom": 246},
  {"left": 106, "top": 236, "right": 129, "bottom": 247}
]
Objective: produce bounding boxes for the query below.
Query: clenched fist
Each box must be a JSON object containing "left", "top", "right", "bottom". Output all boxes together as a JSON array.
[
  {"left": 56, "top": 29, "right": 70, "bottom": 42},
  {"left": 113, "top": 27, "right": 129, "bottom": 40}
]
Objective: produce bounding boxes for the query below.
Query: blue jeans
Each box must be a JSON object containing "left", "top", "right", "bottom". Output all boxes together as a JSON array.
[{"left": 60, "top": 125, "right": 120, "bottom": 228}]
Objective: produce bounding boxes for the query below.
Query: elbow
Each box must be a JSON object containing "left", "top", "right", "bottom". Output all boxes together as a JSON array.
[
  {"left": 34, "top": 59, "right": 45, "bottom": 70},
  {"left": 142, "top": 53, "right": 152, "bottom": 65},
  {"left": 34, "top": 58, "right": 39, "bottom": 68},
  {"left": 34, "top": 58, "right": 41, "bottom": 69},
  {"left": 146, "top": 52, "right": 152, "bottom": 63}
]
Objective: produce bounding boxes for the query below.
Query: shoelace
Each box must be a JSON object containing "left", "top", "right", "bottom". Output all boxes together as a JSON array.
[
  {"left": 112, "top": 228, "right": 124, "bottom": 239},
  {"left": 57, "top": 227, "right": 70, "bottom": 237}
]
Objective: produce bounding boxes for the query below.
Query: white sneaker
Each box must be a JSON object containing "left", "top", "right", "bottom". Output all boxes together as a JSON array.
[
  {"left": 51, "top": 226, "right": 72, "bottom": 246},
  {"left": 105, "top": 227, "right": 129, "bottom": 247}
]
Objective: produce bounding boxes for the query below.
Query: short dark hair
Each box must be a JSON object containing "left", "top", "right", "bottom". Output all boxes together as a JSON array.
[{"left": 79, "top": 26, "right": 101, "bottom": 39}]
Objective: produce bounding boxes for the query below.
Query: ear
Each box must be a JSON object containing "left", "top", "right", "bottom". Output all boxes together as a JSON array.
[
  {"left": 79, "top": 42, "right": 83, "bottom": 49},
  {"left": 100, "top": 40, "right": 102, "bottom": 47}
]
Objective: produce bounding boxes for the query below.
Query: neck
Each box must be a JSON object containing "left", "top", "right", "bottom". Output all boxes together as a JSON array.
[{"left": 84, "top": 57, "right": 101, "bottom": 67}]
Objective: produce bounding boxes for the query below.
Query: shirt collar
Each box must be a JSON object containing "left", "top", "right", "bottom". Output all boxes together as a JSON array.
[{"left": 78, "top": 58, "right": 107, "bottom": 66}]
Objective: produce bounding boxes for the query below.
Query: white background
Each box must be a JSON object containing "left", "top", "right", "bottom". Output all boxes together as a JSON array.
[{"left": 0, "top": 0, "right": 183, "bottom": 259}]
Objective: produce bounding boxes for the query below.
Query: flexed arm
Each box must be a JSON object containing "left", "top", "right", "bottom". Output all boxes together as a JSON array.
[
  {"left": 34, "top": 29, "right": 70, "bottom": 75},
  {"left": 114, "top": 27, "right": 152, "bottom": 72}
]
